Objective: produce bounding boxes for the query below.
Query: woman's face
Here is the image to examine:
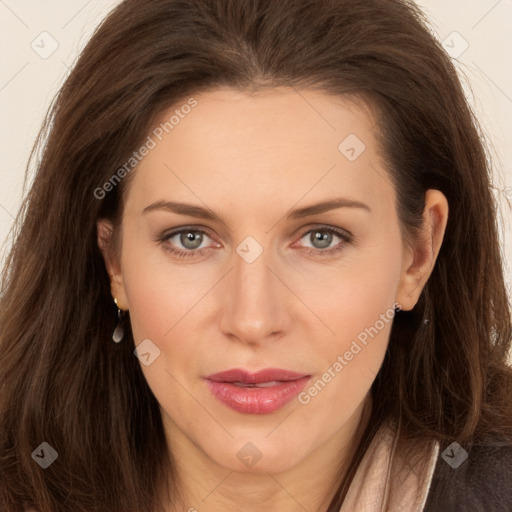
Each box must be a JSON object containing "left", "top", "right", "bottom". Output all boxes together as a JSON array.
[{"left": 103, "top": 87, "right": 427, "bottom": 474}]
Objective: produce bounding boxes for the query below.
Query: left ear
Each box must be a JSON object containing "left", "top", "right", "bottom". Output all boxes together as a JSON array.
[{"left": 396, "top": 189, "right": 449, "bottom": 311}]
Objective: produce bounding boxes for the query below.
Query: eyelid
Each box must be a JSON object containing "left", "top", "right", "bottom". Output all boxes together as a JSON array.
[
  {"left": 291, "top": 223, "right": 353, "bottom": 244},
  {"left": 159, "top": 224, "right": 217, "bottom": 242}
]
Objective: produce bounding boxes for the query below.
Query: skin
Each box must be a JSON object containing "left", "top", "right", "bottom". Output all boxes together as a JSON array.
[{"left": 98, "top": 87, "right": 448, "bottom": 512}]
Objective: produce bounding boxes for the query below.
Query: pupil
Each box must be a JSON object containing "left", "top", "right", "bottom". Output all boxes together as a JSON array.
[
  {"left": 312, "top": 231, "right": 332, "bottom": 249},
  {"left": 181, "top": 231, "right": 202, "bottom": 249}
]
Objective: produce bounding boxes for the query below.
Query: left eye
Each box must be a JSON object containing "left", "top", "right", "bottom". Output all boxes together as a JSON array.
[
  {"left": 299, "top": 228, "right": 342, "bottom": 249},
  {"left": 293, "top": 227, "right": 351, "bottom": 255}
]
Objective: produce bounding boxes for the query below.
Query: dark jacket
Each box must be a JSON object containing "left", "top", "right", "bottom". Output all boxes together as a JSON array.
[{"left": 424, "top": 440, "right": 512, "bottom": 511}]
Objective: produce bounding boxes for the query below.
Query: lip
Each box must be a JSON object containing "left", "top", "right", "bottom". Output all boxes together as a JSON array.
[{"left": 205, "top": 368, "right": 311, "bottom": 414}]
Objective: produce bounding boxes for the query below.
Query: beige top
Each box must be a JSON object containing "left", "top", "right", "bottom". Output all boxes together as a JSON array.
[{"left": 340, "top": 419, "right": 439, "bottom": 511}]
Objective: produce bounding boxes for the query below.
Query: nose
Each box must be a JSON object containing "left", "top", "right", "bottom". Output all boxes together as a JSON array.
[{"left": 218, "top": 245, "right": 291, "bottom": 347}]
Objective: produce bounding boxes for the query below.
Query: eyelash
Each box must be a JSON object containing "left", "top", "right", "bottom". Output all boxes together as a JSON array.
[{"left": 157, "top": 225, "right": 353, "bottom": 259}]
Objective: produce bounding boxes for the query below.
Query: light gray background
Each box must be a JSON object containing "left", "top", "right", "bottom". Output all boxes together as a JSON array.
[{"left": 1, "top": 0, "right": 511, "bottom": 297}]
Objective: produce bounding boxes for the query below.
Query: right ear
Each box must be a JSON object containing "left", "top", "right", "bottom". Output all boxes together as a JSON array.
[{"left": 97, "top": 219, "right": 129, "bottom": 311}]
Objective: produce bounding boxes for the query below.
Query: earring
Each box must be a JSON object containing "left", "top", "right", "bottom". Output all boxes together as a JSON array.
[{"left": 112, "top": 297, "right": 127, "bottom": 343}]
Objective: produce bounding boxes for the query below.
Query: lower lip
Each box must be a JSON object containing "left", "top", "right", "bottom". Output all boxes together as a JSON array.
[{"left": 206, "top": 377, "right": 310, "bottom": 414}]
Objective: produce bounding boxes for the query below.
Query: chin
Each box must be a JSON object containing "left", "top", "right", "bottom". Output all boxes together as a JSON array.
[{"left": 202, "top": 435, "right": 311, "bottom": 475}]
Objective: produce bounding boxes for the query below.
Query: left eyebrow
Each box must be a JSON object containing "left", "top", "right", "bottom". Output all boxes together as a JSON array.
[{"left": 286, "top": 197, "right": 371, "bottom": 219}]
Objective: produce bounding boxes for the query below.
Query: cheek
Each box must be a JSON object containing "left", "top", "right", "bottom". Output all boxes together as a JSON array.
[
  {"left": 300, "top": 235, "right": 402, "bottom": 353},
  {"left": 297, "top": 272, "right": 398, "bottom": 424},
  {"left": 298, "top": 236, "right": 402, "bottom": 399},
  {"left": 331, "top": 266, "right": 399, "bottom": 352},
  {"left": 120, "top": 244, "right": 210, "bottom": 410},
  {"left": 120, "top": 234, "right": 213, "bottom": 343}
]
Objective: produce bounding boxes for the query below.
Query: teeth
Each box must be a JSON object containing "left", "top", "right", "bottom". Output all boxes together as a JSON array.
[
  {"left": 255, "top": 381, "right": 280, "bottom": 388},
  {"left": 232, "top": 380, "right": 281, "bottom": 388}
]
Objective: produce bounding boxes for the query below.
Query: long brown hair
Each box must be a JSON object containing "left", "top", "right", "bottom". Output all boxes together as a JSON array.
[{"left": 1, "top": 0, "right": 511, "bottom": 511}]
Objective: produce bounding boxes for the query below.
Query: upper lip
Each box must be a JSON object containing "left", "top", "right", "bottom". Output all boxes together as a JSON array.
[{"left": 205, "top": 368, "right": 309, "bottom": 384}]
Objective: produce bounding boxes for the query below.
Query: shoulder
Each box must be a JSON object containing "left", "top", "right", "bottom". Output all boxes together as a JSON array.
[{"left": 424, "top": 438, "right": 512, "bottom": 512}]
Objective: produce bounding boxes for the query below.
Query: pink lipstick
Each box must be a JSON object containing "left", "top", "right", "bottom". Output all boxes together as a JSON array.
[{"left": 205, "top": 368, "right": 310, "bottom": 414}]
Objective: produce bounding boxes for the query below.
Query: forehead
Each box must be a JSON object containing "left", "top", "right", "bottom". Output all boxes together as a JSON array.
[{"left": 125, "top": 87, "right": 394, "bottom": 217}]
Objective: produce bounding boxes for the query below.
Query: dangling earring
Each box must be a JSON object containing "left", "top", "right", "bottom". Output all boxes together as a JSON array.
[{"left": 112, "top": 297, "right": 127, "bottom": 343}]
